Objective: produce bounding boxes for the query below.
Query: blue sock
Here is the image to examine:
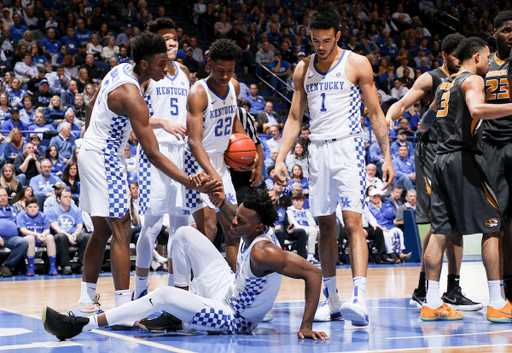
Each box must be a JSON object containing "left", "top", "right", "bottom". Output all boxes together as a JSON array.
[
  {"left": 27, "top": 256, "right": 35, "bottom": 267},
  {"left": 48, "top": 256, "right": 56, "bottom": 268}
]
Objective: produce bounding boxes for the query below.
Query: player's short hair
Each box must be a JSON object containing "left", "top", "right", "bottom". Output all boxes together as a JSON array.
[
  {"left": 455, "top": 37, "right": 488, "bottom": 62},
  {"left": 310, "top": 5, "right": 340, "bottom": 33},
  {"left": 209, "top": 38, "right": 240, "bottom": 62},
  {"left": 494, "top": 11, "right": 512, "bottom": 30},
  {"left": 131, "top": 32, "right": 167, "bottom": 65},
  {"left": 25, "top": 197, "right": 39, "bottom": 208},
  {"left": 441, "top": 34, "right": 465, "bottom": 55},
  {"left": 147, "top": 17, "right": 175, "bottom": 33},
  {"left": 242, "top": 188, "right": 278, "bottom": 228}
]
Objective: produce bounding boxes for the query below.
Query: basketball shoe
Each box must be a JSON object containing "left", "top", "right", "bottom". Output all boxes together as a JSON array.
[
  {"left": 42, "top": 306, "right": 89, "bottom": 340},
  {"left": 73, "top": 294, "right": 102, "bottom": 317},
  {"left": 486, "top": 300, "right": 512, "bottom": 323},
  {"left": 410, "top": 287, "right": 426, "bottom": 309},
  {"left": 313, "top": 288, "right": 343, "bottom": 321},
  {"left": 341, "top": 297, "right": 369, "bottom": 326},
  {"left": 420, "top": 303, "right": 464, "bottom": 321},
  {"left": 138, "top": 312, "right": 183, "bottom": 333},
  {"left": 441, "top": 286, "right": 483, "bottom": 311}
]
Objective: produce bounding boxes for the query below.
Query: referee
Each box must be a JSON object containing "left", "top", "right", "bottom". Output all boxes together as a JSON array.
[{"left": 230, "top": 105, "right": 265, "bottom": 204}]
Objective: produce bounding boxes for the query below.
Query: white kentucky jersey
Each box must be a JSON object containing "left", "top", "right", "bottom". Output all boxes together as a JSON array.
[
  {"left": 304, "top": 50, "right": 362, "bottom": 142},
  {"left": 144, "top": 61, "right": 189, "bottom": 146},
  {"left": 198, "top": 79, "right": 237, "bottom": 155},
  {"left": 83, "top": 63, "right": 141, "bottom": 156},
  {"left": 227, "top": 227, "right": 282, "bottom": 326}
]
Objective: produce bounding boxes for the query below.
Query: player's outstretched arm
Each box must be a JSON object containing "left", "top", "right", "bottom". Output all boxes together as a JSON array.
[
  {"left": 353, "top": 55, "right": 395, "bottom": 189},
  {"left": 110, "top": 84, "right": 221, "bottom": 194},
  {"left": 251, "top": 242, "right": 328, "bottom": 340},
  {"left": 274, "top": 59, "right": 309, "bottom": 185},
  {"left": 385, "top": 72, "right": 433, "bottom": 126},
  {"left": 464, "top": 75, "right": 512, "bottom": 120},
  {"left": 187, "top": 83, "right": 224, "bottom": 188}
]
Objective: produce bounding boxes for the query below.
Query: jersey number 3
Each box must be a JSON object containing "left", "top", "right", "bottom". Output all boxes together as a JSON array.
[{"left": 437, "top": 91, "right": 450, "bottom": 118}]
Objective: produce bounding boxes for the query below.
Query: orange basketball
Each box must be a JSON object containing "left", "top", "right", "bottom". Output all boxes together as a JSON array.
[{"left": 224, "top": 133, "right": 256, "bottom": 169}]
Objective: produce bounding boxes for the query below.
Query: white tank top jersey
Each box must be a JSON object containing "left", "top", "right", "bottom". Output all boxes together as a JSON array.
[
  {"left": 83, "top": 63, "right": 141, "bottom": 155},
  {"left": 144, "top": 61, "right": 189, "bottom": 146},
  {"left": 303, "top": 50, "right": 362, "bottom": 142},
  {"left": 227, "top": 227, "right": 283, "bottom": 325},
  {"left": 197, "top": 79, "right": 237, "bottom": 155}
]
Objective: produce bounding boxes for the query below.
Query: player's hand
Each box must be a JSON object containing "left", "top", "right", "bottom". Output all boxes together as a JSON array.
[
  {"left": 298, "top": 328, "right": 329, "bottom": 340},
  {"left": 162, "top": 121, "right": 187, "bottom": 141},
  {"left": 273, "top": 161, "right": 290, "bottom": 186},
  {"left": 381, "top": 160, "right": 395, "bottom": 190},
  {"left": 189, "top": 171, "right": 211, "bottom": 188},
  {"left": 234, "top": 152, "right": 259, "bottom": 172},
  {"left": 385, "top": 115, "right": 394, "bottom": 128},
  {"left": 249, "top": 168, "right": 263, "bottom": 187}
]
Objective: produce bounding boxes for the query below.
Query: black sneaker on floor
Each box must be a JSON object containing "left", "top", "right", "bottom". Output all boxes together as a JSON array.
[
  {"left": 441, "top": 286, "right": 483, "bottom": 311},
  {"left": 409, "top": 288, "right": 425, "bottom": 309},
  {"left": 42, "top": 306, "right": 89, "bottom": 340},
  {"left": 138, "top": 312, "right": 183, "bottom": 333}
]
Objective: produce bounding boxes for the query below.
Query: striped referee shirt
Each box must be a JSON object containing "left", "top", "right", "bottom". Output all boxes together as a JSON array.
[{"left": 237, "top": 106, "right": 260, "bottom": 146}]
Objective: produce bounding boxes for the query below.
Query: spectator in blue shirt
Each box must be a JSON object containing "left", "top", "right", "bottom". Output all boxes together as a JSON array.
[
  {"left": 40, "top": 28, "right": 61, "bottom": 56},
  {"left": 75, "top": 18, "right": 93, "bottom": 45},
  {"left": 17, "top": 196, "right": 57, "bottom": 276},
  {"left": 3, "top": 107, "right": 29, "bottom": 138},
  {"left": 390, "top": 130, "right": 413, "bottom": 158},
  {"left": 7, "top": 77, "right": 28, "bottom": 107},
  {"left": 3, "top": 127, "right": 25, "bottom": 163},
  {"left": 49, "top": 122, "right": 76, "bottom": 162},
  {"left": 29, "top": 159, "right": 61, "bottom": 207},
  {"left": 268, "top": 51, "right": 291, "bottom": 91},
  {"left": 57, "top": 109, "right": 81, "bottom": 138},
  {"left": 46, "top": 188, "right": 90, "bottom": 275},
  {"left": 382, "top": 185, "right": 404, "bottom": 222},
  {"left": 0, "top": 187, "right": 28, "bottom": 277},
  {"left": 19, "top": 95, "right": 35, "bottom": 125},
  {"left": 45, "top": 145, "right": 65, "bottom": 177},
  {"left": 61, "top": 25, "right": 79, "bottom": 54},
  {"left": 9, "top": 14, "right": 28, "bottom": 41},
  {"left": 61, "top": 80, "right": 77, "bottom": 109},
  {"left": 117, "top": 46, "right": 132, "bottom": 64},
  {"left": 392, "top": 145, "right": 415, "bottom": 192},
  {"left": 380, "top": 37, "right": 399, "bottom": 60},
  {"left": 28, "top": 111, "right": 56, "bottom": 139},
  {"left": 48, "top": 65, "right": 71, "bottom": 95},
  {"left": 246, "top": 84, "right": 266, "bottom": 115},
  {"left": 44, "top": 95, "right": 65, "bottom": 126},
  {"left": 379, "top": 63, "right": 398, "bottom": 89}
]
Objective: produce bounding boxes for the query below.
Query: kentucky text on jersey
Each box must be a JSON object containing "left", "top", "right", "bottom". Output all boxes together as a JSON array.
[
  {"left": 155, "top": 87, "right": 188, "bottom": 96},
  {"left": 304, "top": 81, "right": 345, "bottom": 93},
  {"left": 210, "top": 104, "right": 237, "bottom": 119}
]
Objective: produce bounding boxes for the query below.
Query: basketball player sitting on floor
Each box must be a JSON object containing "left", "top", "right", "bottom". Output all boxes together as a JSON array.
[{"left": 42, "top": 188, "right": 328, "bottom": 340}]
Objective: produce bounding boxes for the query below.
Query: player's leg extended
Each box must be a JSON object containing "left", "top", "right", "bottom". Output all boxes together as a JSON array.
[
  {"left": 483, "top": 230, "right": 512, "bottom": 322},
  {"left": 134, "top": 212, "right": 164, "bottom": 299},
  {"left": 106, "top": 211, "right": 133, "bottom": 307}
]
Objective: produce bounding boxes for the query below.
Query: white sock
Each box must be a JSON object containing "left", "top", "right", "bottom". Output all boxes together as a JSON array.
[
  {"left": 489, "top": 280, "right": 507, "bottom": 308},
  {"left": 323, "top": 276, "right": 338, "bottom": 303},
  {"left": 83, "top": 314, "right": 99, "bottom": 332},
  {"left": 134, "top": 275, "right": 148, "bottom": 298},
  {"left": 352, "top": 276, "right": 367, "bottom": 306},
  {"left": 114, "top": 289, "right": 131, "bottom": 307},
  {"left": 167, "top": 273, "right": 174, "bottom": 287},
  {"left": 79, "top": 282, "right": 97, "bottom": 303},
  {"left": 425, "top": 280, "right": 442, "bottom": 308},
  {"left": 307, "top": 253, "right": 315, "bottom": 261}
]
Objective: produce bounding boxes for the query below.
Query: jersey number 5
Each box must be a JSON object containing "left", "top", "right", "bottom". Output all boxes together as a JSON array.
[
  {"left": 170, "top": 98, "right": 178, "bottom": 116},
  {"left": 437, "top": 91, "right": 450, "bottom": 118},
  {"left": 214, "top": 116, "right": 232, "bottom": 136}
]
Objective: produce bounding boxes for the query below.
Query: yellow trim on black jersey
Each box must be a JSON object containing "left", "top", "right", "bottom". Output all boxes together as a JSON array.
[
  {"left": 481, "top": 181, "right": 501, "bottom": 212},
  {"left": 471, "top": 119, "right": 479, "bottom": 136},
  {"left": 441, "top": 67, "right": 450, "bottom": 77},
  {"left": 493, "top": 53, "right": 509, "bottom": 66}
]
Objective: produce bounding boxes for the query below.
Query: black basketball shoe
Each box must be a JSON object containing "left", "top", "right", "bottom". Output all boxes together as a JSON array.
[
  {"left": 441, "top": 286, "right": 483, "bottom": 311},
  {"left": 138, "top": 312, "right": 183, "bottom": 333},
  {"left": 410, "top": 287, "right": 426, "bottom": 309},
  {"left": 42, "top": 307, "right": 89, "bottom": 340}
]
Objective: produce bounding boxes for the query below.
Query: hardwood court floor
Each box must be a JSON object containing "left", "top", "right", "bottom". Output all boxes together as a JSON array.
[{"left": 1, "top": 262, "right": 511, "bottom": 353}]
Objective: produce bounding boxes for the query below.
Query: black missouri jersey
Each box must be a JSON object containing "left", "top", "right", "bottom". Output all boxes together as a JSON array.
[
  {"left": 418, "top": 67, "right": 449, "bottom": 143},
  {"left": 484, "top": 53, "right": 512, "bottom": 143},
  {"left": 435, "top": 71, "right": 483, "bottom": 154}
]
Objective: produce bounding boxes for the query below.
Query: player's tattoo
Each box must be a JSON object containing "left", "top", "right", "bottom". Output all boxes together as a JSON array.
[
  {"left": 370, "top": 115, "right": 389, "bottom": 156},
  {"left": 218, "top": 199, "right": 237, "bottom": 224}
]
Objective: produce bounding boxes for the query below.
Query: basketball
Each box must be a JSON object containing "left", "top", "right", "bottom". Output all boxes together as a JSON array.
[{"left": 224, "top": 133, "right": 256, "bottom": 169}]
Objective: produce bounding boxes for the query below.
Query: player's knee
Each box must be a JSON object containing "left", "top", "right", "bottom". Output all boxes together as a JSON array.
[
  {"left": 174, "top": 226, "right": 197, "bottom": 243},
  {"left": 150, "top": 286, "right": 178, "bottom": 308}
]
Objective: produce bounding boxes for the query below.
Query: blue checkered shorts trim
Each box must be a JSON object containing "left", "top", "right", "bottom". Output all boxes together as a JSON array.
[
  {"left": 229, "top": 277, "right": 267, "bottom": 314},
  {"left": 138, "top": 148, "right": 151, "bottom": 216},
  {"left": 191, "top": 308, "right": 253, "bottom": 334},
  {"left": 348, "top": 86, "right": 362, "bottom": 135},
  {"left": 184, "top": 149, "right": 202, "bottom": 210},
  {"left": 354, "top": 136, "right": 367, "bottom": 202}
]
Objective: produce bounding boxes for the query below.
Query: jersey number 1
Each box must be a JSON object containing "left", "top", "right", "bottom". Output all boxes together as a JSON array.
[{"left": 320, "top": 93, "right": 327, "bottom": 112}]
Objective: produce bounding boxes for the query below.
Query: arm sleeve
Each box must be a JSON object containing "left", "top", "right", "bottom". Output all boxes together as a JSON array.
[{"left": 420, "top": 108, "right": 437, "bottom": 130}]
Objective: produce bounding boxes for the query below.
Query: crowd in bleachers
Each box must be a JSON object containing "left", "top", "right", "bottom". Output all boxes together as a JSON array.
[{"left": 0, "top": 0, "right": 503, "bottom": 275}]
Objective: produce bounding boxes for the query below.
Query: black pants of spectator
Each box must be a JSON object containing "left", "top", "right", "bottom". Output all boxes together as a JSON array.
[
  {"left": 54, "top": 233, "right": 91, "bottom": 267},
  {"left": 131, "top": 226, "right": 168, "bottom": 245},
  {"left": 275, "top": 228, "right": 308, "bottom": 259},
  {"left": 338, "top": 226, "right": 387, "bottom": 258}
]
